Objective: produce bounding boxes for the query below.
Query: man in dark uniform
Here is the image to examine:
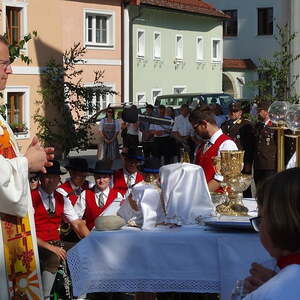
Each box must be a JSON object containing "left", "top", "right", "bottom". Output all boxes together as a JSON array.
[
  {"left": 253, "top": 101, "right": 276, "bottom": 189},
  {"left": 221, "top": 102, "right": 254, "bottom": 176}
]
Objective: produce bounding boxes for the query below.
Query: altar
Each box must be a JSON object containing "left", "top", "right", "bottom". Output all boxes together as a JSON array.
[{"left": 67, "top": 224, "right": 271, "bottom": 300}]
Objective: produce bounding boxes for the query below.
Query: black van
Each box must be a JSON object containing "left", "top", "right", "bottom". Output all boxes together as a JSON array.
[{"left": 154, "top": 93, "right": 235, "bottom": 114}]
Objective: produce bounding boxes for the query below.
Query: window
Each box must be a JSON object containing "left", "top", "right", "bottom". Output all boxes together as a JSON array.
[
  {"left": 196, "top": 36, "right": 204, "bottom": 61},
  {"left": 6, "top": 7, "right": 21, "bottom": 44},
  {"left": 173, "top": 86, "right": 186, "bottom": 94},
  {"left": 4, "top": 3, "right": 28, "bottom": 47},
  {"left": 223, "top": 10, "right": 238, "bottom": 37},
  {"left": 137, "top": 30, "right": 145, "bottom": 58},
  {"left": 84, "top": 10, "right": 114, "bottom": 47},
  {"left": 257, "top": 8, "right": 273, "bottom": 35},
  {"left": 212, "top": 39, "right": 221, "bottom": 62},
  {"left": 175, "top": 35, "right": 183, "bottom": 60},
  {"left": 152, "top": 89, "right": 162, "bottom": 103},
  {"left": 86, "top": 85, "right": 114, "bottom": 116},
  {"left": 5, "top": 87, "right": 30, "bottom": 138},
  {"left": 153, "top": 32, "right": 161, "bottom": 60},
  {"left": 7, "top": 92, "right": 23, "bottom": 124},
  {"left": 136, "top": 93, "right": 146, "bottom": 104}
]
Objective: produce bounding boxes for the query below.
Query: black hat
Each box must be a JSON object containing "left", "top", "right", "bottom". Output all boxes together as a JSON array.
[
  {"left": 122, "top": 106, "right": 138, "bottom": 123},
  {"left": 257, "top": 100, "right": 272, "bottom": 111},
  {"left": 45, "top": 160, "right": 66, "bottom": 175},
  {"left": 122, "top": 148, "right": 144, "bottom": 161},
  {"left": 90, "top": 160, "right": 113, "bottom": 174},
  {"left": 140, "top": 157, "right": 161, "bottom": 173},
  {"left": 65, "top": 157, "right": 89, "bottom": 173}
]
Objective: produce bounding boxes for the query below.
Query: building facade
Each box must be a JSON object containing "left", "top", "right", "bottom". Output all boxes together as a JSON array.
[
  {"left": 124, "top": 0, "right": 228, "bottom": 104},
  {"left": 208, "top": 0, "right": 294, "bottom": 100},
  {"left": 2, "top": 0, "right": 122, "bottom": 151}
]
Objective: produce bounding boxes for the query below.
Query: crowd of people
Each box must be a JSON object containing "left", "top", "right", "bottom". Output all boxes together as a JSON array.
[
  {"left": 100, "top": 98, "right": 291, "bottom": 195},
  {"left": 1, "top": 30, "right": 300, "bottom": 300}
]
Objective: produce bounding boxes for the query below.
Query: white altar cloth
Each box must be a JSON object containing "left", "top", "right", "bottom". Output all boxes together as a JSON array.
[{"left": 67, "top": 225, "right": 270, "bottom": 299}]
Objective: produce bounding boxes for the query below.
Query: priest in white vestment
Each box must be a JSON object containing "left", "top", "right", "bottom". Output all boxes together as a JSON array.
[{"left": 0, "top": 36, "right": 53, "bottom": 299}]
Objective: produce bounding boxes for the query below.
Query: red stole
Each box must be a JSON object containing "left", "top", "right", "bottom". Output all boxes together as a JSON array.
[
  {"left": 58, "top": 180, "right": 90, "bottom": 206},
  {"left": 113, "top": 169, "right": 144, "bottom": 196},
  {"left": 84, "top": 188, "right": 119, "bottom": 230},
  {"left": 31, "top": 190, "right": 64, "bottom": 241},
  {"left": 195, "top": 133, "right": 231, "bottom": 192},
  {"left": 278, "top": 253, "right": 300, "bottom": 270}
]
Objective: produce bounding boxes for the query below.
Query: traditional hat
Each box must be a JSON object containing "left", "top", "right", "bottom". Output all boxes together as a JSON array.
[
  {"left": 122, "top": 106, "right": 139, "bottom": 123},
  {"left": 229, "top": 102, "right": 242, "bottom": 112},
  {"left": 122, "top": 148, "right": 144, "bottom": 161},
  {"left": 89, "top": 160, "right": 113, "bottom": 174},
  {"left": 45, "top": 160, "right": 67, "bottom": 175},
  {"left": 140, "top": 157, "right": 161, "bottom": 173},
  {"left": 65, "top": 157, "right": 89, "bottom": 172},
  {"left": 257, "top": 101, "right": 272, "bottom": 111}
]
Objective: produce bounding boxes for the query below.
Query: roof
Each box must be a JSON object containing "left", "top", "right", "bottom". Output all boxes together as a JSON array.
[
  {"left": 128, "top": 0, "right": 229, "bottom": 19},
  {"left": 223, "top": 59, "right": 257, "bottom": 70}
]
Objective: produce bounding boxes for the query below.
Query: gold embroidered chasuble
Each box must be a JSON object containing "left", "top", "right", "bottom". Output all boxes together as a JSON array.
[{"left": 0, "top": 116, "right": 42, "bottom": 299}]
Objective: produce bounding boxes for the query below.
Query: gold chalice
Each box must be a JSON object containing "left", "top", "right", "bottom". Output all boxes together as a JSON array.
[{"left": 212, "top": 151, "right": 250, "bottom": 216}]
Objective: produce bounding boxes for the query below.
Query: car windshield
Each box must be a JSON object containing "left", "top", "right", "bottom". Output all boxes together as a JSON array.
[
  {"left": 202, "top": 94, "right": 234, "bottom": 114},
  {"left": 155, "top": 97, "right": 188, "bottom": 106}
]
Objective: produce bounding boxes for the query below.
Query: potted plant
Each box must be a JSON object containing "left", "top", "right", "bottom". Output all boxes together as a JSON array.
[{"left": 10, "top": 122, "right": 27, "bottom": 134}]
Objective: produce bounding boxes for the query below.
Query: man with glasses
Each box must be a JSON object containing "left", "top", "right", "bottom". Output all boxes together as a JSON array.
[
  {"left": 189, "top": 105, "right": 238, "bottom": 192},
  {"left": 0, "top": 36, "right": 54, "bottom": 298}
]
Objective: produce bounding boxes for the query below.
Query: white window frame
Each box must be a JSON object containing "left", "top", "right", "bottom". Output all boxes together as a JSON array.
[
  {"left": 2, "top": 1, "right": 28, "bottom": 53},
  {"left": 175, "top": 34, "right": 183, "bottom": 61},
  {"left": 211, "top": 38, "right": 222, "bottom": 62},
  {"left": 151, "top": 88, "right": 162, "bottom": 103},
  {"left": 83, "top": 9, "right": 115, "bottom": 49},
  {"left": 153, "top": 32, "right": 161, "bottom": 60},
  {"left": 4, "top": 86, "right": 30, "bottom": 140},
  {"left": 173, "top": 86, "right": 187, "bottom": 94},
  {"left": 85, "top": 83, "right": 115, "bottom": 117},
  {"left": 196, "top": 36, "right": 204, "bottom": 61},
  {"left": 136, "top": 92, "right": 146, "bottom": 104},
  {"left": 137, "top": 29, "right": 145, "bottom": 58}
]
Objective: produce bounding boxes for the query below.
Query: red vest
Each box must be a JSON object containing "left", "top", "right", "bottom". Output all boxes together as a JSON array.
[
  {"left": 113, "top": 169, "right": 144, "bottom": 196},
  {"left": 195, "top": 134, "right": 231, "bottom": 189},
  {"left": 57, "top": 180, "right": 90, "bottom": 206},
  {"left": 31, "top": 189, "right": 64, "bottom": 241},
  {"left": 84, "top": 188, "right": 119, "bottom": 230}
]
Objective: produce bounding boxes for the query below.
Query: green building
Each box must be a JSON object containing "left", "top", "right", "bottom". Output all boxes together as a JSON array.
[{"left": 124, "top": 0, "right": 228, "bottom": 104}]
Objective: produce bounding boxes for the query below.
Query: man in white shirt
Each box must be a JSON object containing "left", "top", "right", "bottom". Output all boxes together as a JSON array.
[
  {"left": 31, "top": 161, "right": 89, "bottom": 299},
  {"left": 75, "top": 160, "right": 123, "bottom": 231},
  {"left": 189, "top": 105, "right": 238, "bottom": 192},
  {"left": 172, "top": 104, "right": 195, "bottom": 161}
]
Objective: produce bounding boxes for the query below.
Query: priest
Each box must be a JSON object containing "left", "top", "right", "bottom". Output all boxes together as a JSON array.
[{"left": 0, "top": 35, "right": 54, "bottom": 299}]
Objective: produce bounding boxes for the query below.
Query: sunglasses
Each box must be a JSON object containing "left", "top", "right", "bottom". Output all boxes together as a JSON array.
[
  {"left": 250, "top": 216, "right": 261, "bottom": 232},
  {"left": 29, "top": 176, "right": 39, "bottom": 183},
  {"left": 107, "top": 110, "right": 113, "bottom": 113}
]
